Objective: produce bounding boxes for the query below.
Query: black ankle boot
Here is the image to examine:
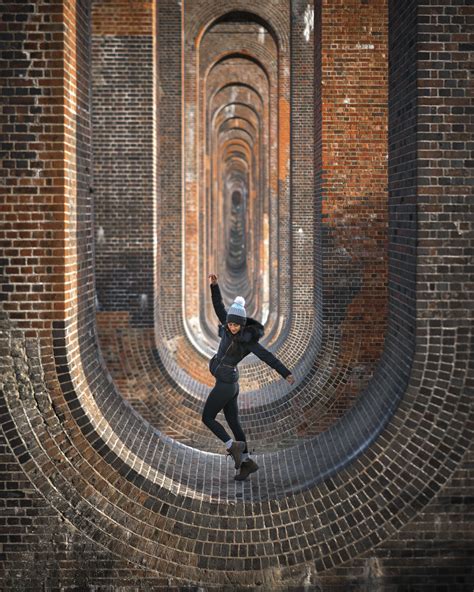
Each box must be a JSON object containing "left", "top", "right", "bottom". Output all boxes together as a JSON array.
[
  {"left": 234, "top": 458, "right": 259, "bottom": 481},
  {"left": 227, "top": 441, "right": 246, "bottom": 469}
]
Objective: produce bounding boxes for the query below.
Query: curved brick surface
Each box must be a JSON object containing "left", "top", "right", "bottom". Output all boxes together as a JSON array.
[
  {"left": 1, "top": 0, "right": 472, "bottom": 590},
  {"left": 92, "top": 0, "right": 388, "bottom": 442}
]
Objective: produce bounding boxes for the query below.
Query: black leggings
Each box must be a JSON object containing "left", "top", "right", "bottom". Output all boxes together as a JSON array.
[{"left": 202, "top": 380, "right": 248, "bottom": 452}]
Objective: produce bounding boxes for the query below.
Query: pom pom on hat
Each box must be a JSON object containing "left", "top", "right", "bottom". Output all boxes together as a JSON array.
[{"left": 227, "top": 296, "right": 247, "bottom": 326}]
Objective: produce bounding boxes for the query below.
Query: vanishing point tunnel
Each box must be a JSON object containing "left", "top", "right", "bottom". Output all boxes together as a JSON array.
[{"left": 1, "top": 0, "right": 473, "bottom": 590}]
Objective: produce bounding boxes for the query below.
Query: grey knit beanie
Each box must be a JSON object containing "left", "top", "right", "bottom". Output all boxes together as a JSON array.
[{"left": 226, "top": 296, "right": 247, "bottom": 326}]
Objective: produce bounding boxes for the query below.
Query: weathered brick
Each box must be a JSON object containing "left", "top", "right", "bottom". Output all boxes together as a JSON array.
[{"left": 0, "top": 0, "right": 472, "bottom": 590}]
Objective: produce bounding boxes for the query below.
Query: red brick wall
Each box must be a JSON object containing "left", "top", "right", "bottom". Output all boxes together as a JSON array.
[
  {"left": 316, "top": 0, "right": 389, "bottom": 427},
  {"left": 1, "top": 1, "right": 77, "bottom": 332},
  {"left": 92, "top": 0, "right": 155, "bottom": 327},
  {"left": 92, "top": 0, "right": 153, "bottom": 35}
]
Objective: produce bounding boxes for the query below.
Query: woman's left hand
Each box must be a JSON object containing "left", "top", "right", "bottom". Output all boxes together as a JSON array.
[{"left": 286, "top": 374, "right": 295, "bottom": 385}]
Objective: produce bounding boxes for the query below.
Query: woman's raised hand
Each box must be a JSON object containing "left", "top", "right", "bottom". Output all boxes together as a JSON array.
[
  {"left": 286, "top": 374, "right": 295, "bottom": 385},
  {"left": 209, "top": 274, "right": 218, "bottom": 285}
]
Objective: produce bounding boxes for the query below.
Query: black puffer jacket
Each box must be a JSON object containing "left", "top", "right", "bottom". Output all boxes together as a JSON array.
[{"left": 209, "top": 283, "right": 291, "bottom": 383}]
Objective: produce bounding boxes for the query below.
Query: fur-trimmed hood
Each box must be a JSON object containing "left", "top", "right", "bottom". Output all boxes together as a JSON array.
[{"left": 239, "top": 316, "right": 264, "bottom": 343}]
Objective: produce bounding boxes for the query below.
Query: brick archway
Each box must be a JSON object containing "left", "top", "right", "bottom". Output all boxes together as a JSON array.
[{"left": 1, "top": 0, "right": 472, "bottom": 589}]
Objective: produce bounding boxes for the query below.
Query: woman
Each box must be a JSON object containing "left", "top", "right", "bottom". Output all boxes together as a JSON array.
[{"left": 202, "top": 274, "right": 295, "bottom": 481}]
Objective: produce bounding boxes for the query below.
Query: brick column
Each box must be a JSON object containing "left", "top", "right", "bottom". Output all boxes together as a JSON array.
[{"left": 92, "top": 0, "right": 155, "bottom": 327}]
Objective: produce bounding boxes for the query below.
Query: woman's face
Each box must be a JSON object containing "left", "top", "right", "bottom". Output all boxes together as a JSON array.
[{"left": 227, "top": 322, "right": 241, "bottom": 335}]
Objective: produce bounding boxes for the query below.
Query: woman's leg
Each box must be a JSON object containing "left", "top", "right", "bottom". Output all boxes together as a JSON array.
[
  {"left": 223, "top": 386, "right": 259, "bottom": 480},
  {"left": 202, "top": 381, "right": 237, "bottom": 443},
  {"left": 222, "top": 385, "right": 248, "bottom": 454}
]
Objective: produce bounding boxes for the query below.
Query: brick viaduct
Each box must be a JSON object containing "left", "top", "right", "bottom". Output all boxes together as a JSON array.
[{"left": 1, "top": 0, "right": 472, "bottom": 590}]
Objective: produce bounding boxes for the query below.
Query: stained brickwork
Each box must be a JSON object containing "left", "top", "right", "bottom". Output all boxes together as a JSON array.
[
  {"left": 91, "top": 0, "right": 391, "bottom": 440},
  {"left": 92, "top": 1, "right": 155, "bottom": 327},
  {"left": 0, "top": 391, "right": 471, "bottom": 592},
  {"left": 91, "top": 0, "right": 153, "bottom": 35},
  {"left": 0, "top": 0, "right": 473, "bottom": 591},
  {"left": 89, "top": 0, "right": 388, "bottom": 447},
  {"left": 315, "top": 0, "right": 389, "bottom": 428},
  {"left": 181, "top": 2, "right": 293, "bottom": 375},
  {"left": 199, "top": 31, "right": 276, "bottom": 328}
]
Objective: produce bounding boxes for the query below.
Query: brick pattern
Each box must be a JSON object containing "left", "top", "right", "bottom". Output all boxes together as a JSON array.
[
  {"left": 0, "top": 0, "right": 472, "bottom": 590},
  {"left": 1, "top": 1, "right": 70, "bottom": 332},
  {"left": 180, "top": 2, "right": 293, "bottom": 371},
  {"left": 1, "top": 311, "right": 472, "bottom": 587},
  {"left": 291, "top": 0, "right": 315, "bottom": 313},
  {"left": 199, "top": 24, "right": 278, "bottom": 338},
  {"left": 95, "top": 0, "right": 389, "bottom": 441},
  {"left": 90, "top": 0, "right": 390, "bottom": 444},
  {"left": 154, "top": 0, "right": 184, "bottom": 343},
  {"left": 92, "top": 6, "right": 154, "bottom": 327},
  {"left": 319, "top": 0, "right": 389, "bottom": 413},
  {"left": 92, "top": 0, "right": 153, "bottom": 35},
  {"left": 91, "top": 0, "right": 390, "bottom": 440},
  {"left": 317, "top": 447, "right": 474, "bottom": 591}
]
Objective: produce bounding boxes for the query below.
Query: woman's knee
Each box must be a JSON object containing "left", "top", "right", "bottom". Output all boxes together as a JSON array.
[{"left": 202, "top": 409, "right": 214, "bottom": 427}]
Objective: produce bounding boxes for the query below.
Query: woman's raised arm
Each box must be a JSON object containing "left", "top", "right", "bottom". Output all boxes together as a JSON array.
[{"left": 208, "top": 274, "right": 227, "bottom": 325}]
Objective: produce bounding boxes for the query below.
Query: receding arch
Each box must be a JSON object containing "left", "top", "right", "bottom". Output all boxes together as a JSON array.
[{"left": 195, "top": 9, "right": 284, "bottom": 53}]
